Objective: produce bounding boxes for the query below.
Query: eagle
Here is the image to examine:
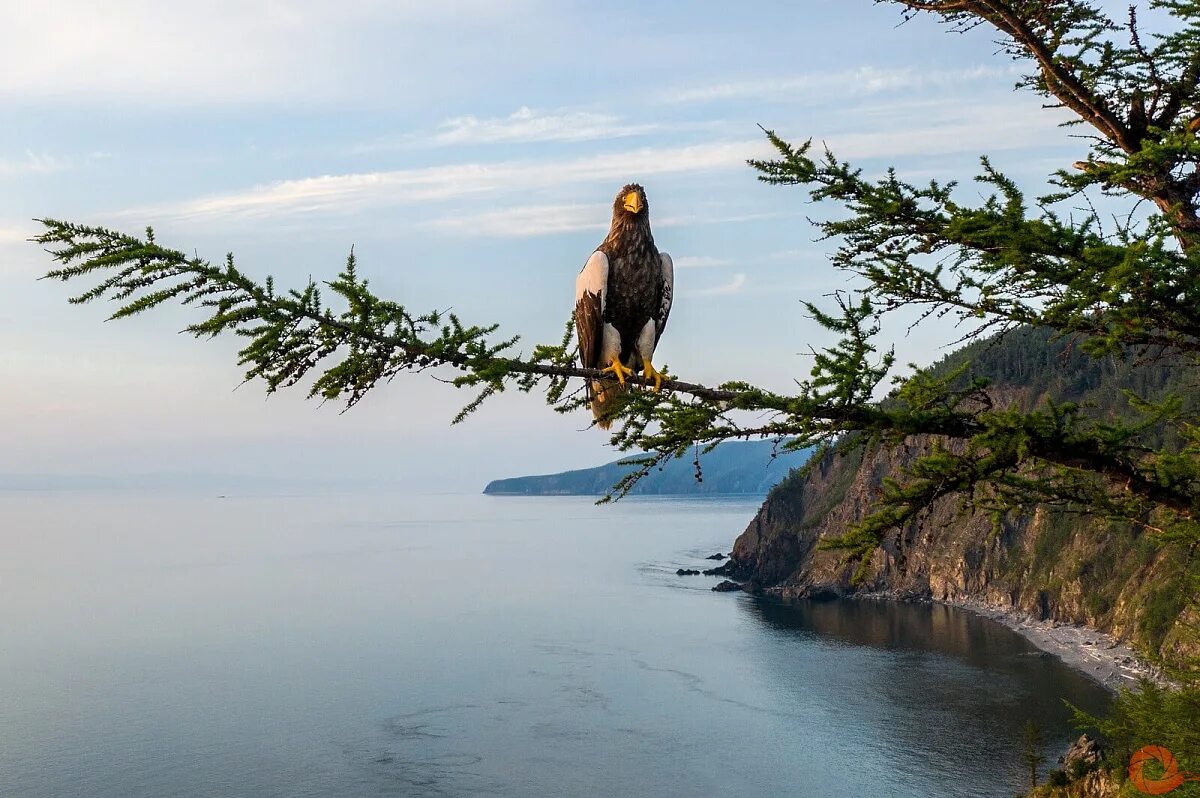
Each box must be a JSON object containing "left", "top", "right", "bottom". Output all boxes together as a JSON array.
[{"left": 574, "top": 183, "right": 674, "bottom": 429}]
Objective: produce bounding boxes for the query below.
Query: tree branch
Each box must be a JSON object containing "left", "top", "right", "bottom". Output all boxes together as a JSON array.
[{"left": 33, "top": 220, "right": 1200, "bottom": 523}]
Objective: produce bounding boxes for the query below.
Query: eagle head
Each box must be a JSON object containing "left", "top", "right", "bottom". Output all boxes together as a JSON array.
[{"left": 613, "top": 183, "right": 648, "bottom": 218}]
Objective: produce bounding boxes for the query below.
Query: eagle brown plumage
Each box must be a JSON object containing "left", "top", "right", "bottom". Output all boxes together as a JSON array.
[{"left": 574, "top": 184, "right": 674, "bottom": 429}]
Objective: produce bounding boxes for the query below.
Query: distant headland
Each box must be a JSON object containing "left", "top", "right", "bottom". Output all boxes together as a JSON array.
[{"left": 483, "top": 439, "right": 810, "bottom": 497}]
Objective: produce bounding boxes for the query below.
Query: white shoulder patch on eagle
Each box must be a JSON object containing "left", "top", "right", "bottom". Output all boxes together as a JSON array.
[
  {"left": 574, "top": 250, "right": 609, "bottom": 371},
  {"left": 575, "top": 251, "right": 608, "bottom": 304},
  {"left": 656, "top": 251, "right": 674, "bottom": 342}
]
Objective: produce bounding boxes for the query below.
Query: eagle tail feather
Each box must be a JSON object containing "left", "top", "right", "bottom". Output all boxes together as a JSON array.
[{"left": 589, "top": 379, "right": 628, "bottom": 430}]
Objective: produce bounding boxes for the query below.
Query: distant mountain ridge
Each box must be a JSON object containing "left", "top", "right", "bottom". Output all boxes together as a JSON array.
[{"left": 483, "top": 440, "right": 810, "bottom": 496}]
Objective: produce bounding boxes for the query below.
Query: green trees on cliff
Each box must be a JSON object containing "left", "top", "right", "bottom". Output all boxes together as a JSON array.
[{"left": 1074, "top": 682, "right": 1200, "bottom": 797}]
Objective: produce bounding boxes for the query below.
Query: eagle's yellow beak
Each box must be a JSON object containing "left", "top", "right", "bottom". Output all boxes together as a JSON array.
[{"left": 622, "top": 191, "right": 643, "bottom": 214}]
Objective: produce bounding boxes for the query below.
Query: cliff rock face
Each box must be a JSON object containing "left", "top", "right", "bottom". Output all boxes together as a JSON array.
[{"left": 727, "top": 329, "right": 1199, "bottom": 665}]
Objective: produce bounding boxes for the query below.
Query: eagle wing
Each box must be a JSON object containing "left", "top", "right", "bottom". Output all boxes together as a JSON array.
[
  {"left": 574, "top": 251, "right": 609, "bottom": 369},
  {"left": 655, "top": 252, "right": 674, "bottom": 344}
]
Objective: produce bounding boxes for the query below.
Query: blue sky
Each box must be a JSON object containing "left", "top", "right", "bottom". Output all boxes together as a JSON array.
[{"left": 0, "top": 1, "right": 1118, "bottom": 489}]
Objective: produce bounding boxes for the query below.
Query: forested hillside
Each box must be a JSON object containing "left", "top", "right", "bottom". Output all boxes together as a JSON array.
[{"left": 725, "top": 328, "right": 1200, "bottom": 667}]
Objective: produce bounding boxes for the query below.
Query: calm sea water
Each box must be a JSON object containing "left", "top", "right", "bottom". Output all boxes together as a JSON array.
[{"left": 0, "top": 490, "right": 1110, "bottom": 797}]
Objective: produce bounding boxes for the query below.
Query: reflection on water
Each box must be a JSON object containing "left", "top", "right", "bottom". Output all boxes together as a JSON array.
[
  {"left": 0, "top": 491, "right": 1109, "bottom": 797},
  {"left": 744, "top": 597, "right": 1111, "bottom": 796},
  {"left": 752, "top": 594, "right": 1051, "bottom": 664}
]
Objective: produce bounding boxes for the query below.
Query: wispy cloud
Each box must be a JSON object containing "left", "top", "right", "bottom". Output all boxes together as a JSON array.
[
  {"left": 425, "top": 206, "right": 790, "bottom": 239},
  {"left": 353, "top": 107, "right": 717, "bottom": 153},
  {"left": 0, "top": 150, "right": 72, "bottom": 175},
  {"left": 0, "top": 225, "right": 34, "bottom": 244},
  {"left": 661, "top": 64, "right": 1013, "bottom": 104},
  {"left": 123, "top": 140, "right": 767, "bottom": 225},
  {"left": 120, "top": 96, "right": 1065, "bottom": 230},
  {"left": 824, "top": 101, "right": 1069, "bottom": 160},
  {"left": 0, "top": 0, "right": 539, "bottom": 104},
  {"left": 423, "top": 203, "right": 606, "bottom": 237},
  {"left": 688, "top": 273, "right": 746, "bottom": 297},
  {"left": 0, "top": 223, "right": 41, "bottom": 278},
  {"left": 432, "top": 107, "right": 659, "bottom": 146},
  {"left": 672, "top": 255, "right": 730, "bottom": 269},
  {"left": 762, "top": 248, "right": 811, "bottom": 262}
]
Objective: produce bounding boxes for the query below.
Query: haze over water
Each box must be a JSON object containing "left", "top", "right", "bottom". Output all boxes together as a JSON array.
[{"left": 0, "top": 490, "right": 1110, "bottom": 797}]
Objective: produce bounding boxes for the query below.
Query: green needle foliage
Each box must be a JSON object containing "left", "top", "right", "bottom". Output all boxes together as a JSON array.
[
  {"left": 1071, "top": 681, "right": 1200, "bottom": 796},
  {"left": 30, "top": 1, "right": 1200, "bottom": 583},
  {"left": 1022, "top": 719, "right": 1047, "bottom": 790}
]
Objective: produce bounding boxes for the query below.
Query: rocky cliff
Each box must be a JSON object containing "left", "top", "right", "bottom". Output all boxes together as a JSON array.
[{"left": 723, "top": 328, "right": 1199, "bottom": 666}]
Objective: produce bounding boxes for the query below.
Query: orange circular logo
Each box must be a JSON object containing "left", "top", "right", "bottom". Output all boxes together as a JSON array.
[{"left": 1129, "top": 746, "right": 1199, "bottom": 795}]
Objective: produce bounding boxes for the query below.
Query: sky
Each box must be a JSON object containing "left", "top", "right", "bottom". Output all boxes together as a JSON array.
[{"left": 0, "top": 0, "right": 1128, "bottom": 490}]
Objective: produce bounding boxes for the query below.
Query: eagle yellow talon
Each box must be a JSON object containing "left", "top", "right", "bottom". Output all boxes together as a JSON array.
[
  {"left": 642, "top": 361, "right": 667, "bottom": 392},
  {"left": 601, "top": 357, "right": 634, "bottom": 385}
]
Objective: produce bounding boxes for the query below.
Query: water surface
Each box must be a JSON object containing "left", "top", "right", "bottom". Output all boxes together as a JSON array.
[{"left": 0, "top": 491, "right": 1109, "bottom": 796}]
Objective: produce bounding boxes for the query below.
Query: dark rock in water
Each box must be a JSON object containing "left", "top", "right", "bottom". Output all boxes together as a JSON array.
[
  {"left": 705, "top": 553, "right": 726, "bottom": 560},
  {"left": 712, "top": 580, "right": 742, "bottom": 592},
  {"left": 702, "top": 558, "right": 753, "bottom": 579},
  {"left": 676, "top": 568, "right": 700, "bottom": 576}
]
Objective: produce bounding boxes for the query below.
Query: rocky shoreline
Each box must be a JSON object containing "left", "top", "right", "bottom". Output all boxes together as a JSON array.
[
  {"left": 695, "top": 543, "right": 1172, "bottom": 692},
  {"left": 765, "top": 584, "right": 1169, "bottom": 692},
  {"left": 932, "top": 594, "right": 1170, "bottom": 692}
]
